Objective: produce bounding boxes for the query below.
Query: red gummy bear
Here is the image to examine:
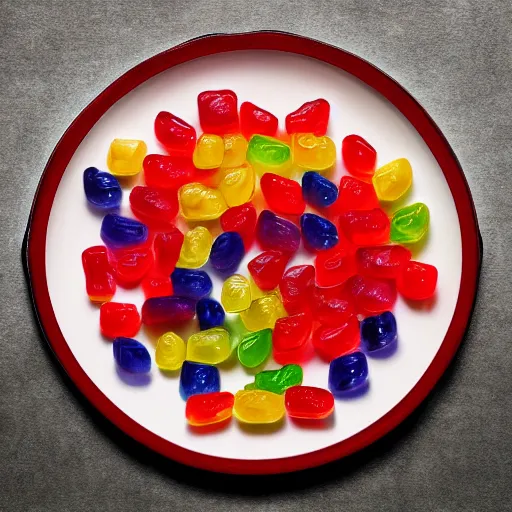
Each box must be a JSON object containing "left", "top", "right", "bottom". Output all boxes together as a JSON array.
[
  {"left": 197, "top": 90, "right": 239, "bottom": 135},
  {"left": 397, "top": 261, "right": 438, "bottom": 300},
  {"left": 100, "top": 302, "right": 141, "bottom": 338},
  {"left": 312, "top": 316, "right": 360, "bottom": 361},
  {"left": 82, "top": 246, "right": 116, "bottom": 303},
  {"left": 279, "top": 265, "right": 315, "bottom": 315},
  {"left": 129, "top": 186, "right": 179, "bottom": 229},
  {"left": 315, "top": 242, "right": 357, "bottom": 287},
  {"left": 185, "top": 391, "right": 235, "bottom": 427},
  {"left": 143, "top": 155, "right": 195, "bottom": 189},
  {"left": 112, "top": 246, "right": 154, "bottom": 288},
  {"left": 240, "top": 101, "right": 278, "bottom": 140},
  {"left": 339, "top": 208, "right": 390, "bottom": 246},
  {"left": 346, "top": 274, "right": 397, "bottom": 314},
  {"left": 285, "top": 99, "right": 330, "bottom": 136},
  {"left": 356, "top": 245, "right": 411, "bottom": 280},
  {"left": 154, "top": 112, "right": 196, "bottom": 156},
  {"left": 311, "top": 285, "right": 355, "bottom": 326},
  {"left": 273, "top": 312, "right": 313, "bottom": 365},
  {"left": 220, "top": 203, "right": 257, "bottom": 249},
  {"left": 285, "top": 386, "right": 335, "bottom": 420},
  {"left": 260, "top": 173, "right": 306, "bottom": 216},
  {"left": 341, "top": 135, "right": 377, "bottom": 178},
  {"left": 329, "top": 176, "right": 379, "bottom": 215},
  {"left": 154, "top": 227, "right": 184, "bottom": 274},
  {"left": 141, "top": 272, "right": 174, "bottom": 299},
  {"left": 248, "top": 250, "right": 289, "bottom": 291}
]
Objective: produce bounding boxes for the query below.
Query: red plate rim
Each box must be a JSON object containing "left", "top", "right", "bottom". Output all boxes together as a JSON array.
[{"left": 23, "top": 31, "right": 482, "bottom": 475}]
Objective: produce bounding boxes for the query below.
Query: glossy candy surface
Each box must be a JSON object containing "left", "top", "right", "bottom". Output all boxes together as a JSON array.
[
  {"left": 300, "top": 213, "right": 339, "bottom": 251},
  {"left": 82, "top": 246, "right": 116, "bottom": 303},
  {"left": 240, "top": 102, "right": 278, "bottom": 139},
  {"left": 246, "top": 135, "right": 292, "bottom": 177},
  {"left": 292, "top": 134, "right": 336, "bottom": 172},
  {"left": 341, "top": 135, "right": 377, "bottom": 178},
  {"left": 177, "top": 226, "right": 213, "bottom": 269},
  {"left": 336, "top": 176, "right": 379, "bottom": 213},
  {"left": 240, "top": 294, "right": 287, "bottom": 331},
  {"left": 248, "top": 250, "right": 289, "bottom": 291},
  {"left": 154, "top": 228, "right": 184, "bottom": 274},
  {"left": 273, "top": 313, "right": 312, "bottom": 364},
  {"left": 279, "top": 265, "right": 315, "bottom": 315},
  {"left": 372, "top": 158, "right": 412, "bottom": 201},
  {"left": 193, "top": 133, "right": 224, "bottom": 169},
  {"left": 256, "top": 210, "right": 301, "bottom": 254},
  {"left": 107, "top": 139, "right": 147, "bottom": 177},
  {"left": 155, "top": 332, "right": 186, "bottom": 370},
  {"left": 129, "top": 186, "right": 179, "bottom": 228},
  {"left": 171, "top": 268, "right": 213, "bottom": 300},
  {"left": 154, "top": 111, "right": 196, "bottom": 156},
  {"left": 221, "top": 134, "right": 248, "bottom": 169},
  {"left": 221, "top": 274, "right": 251, "bottom": 313},
  {"left": 313, "top": 316, "right": 360, "bottom": 361},
  {"left": 209, "top": 232, "right": 245, "bottom": 275},
  {"left": 311, "top": 285, "right": 354, "bottom": 326},
  {"left": 285, "top": 386, "right": 335, "bottom": 419},
  {"left": 360, "top": 311, "right": 397, "bottom": 353},
  {"left": 100, "top": 214, "right": 148, "bottom": 249},
  {"left": 186, "top": 392, "right": 234, "bottom": 427},
  {"left": 224, "top": 315, "right": 248, "bottom": 352},
  {"left": 250, "top": 364, "right": 303, "bottom": 394},
  {"left": 100, "top": 302, "right": 140, "bottom": 338},
  {"left": 346, "top": 275, "right": 397, "bottom": 314},
  {"left": 285, "top": 99, "right": 330, "bottom": 136},
  {"left": 196, "top": 298, "right": 225, "bottom": 331},
  {"left": 237, "top": 329, "right": 272, "bottom": 368},
  {"left": 178, "top": 182, "right": 228, "bottom": 221},
  {"left": 233, "top": 390, "right": 285, "bottom": 424},
  {"left": 260, "top": 173, "right": 305, "bottom": 215},
  {"left": 220, "top": 203, "right": 257, "bottom": 249},
  {"left": 112, "top": 246, "right": 153, "bottom": 287},
  {"left": 197, "top": 90, "right": 239, "bottom": 135},
  {"left": 83, "top": 167, "right": 122, "bottom": 210},
  {"left": 113, "top": 338, "right": 151, "bottom": 373},
  {"left": 301, "top": 171, "right": 338, "bottom": 209},
  {"left": 390, "top": 203, "right": 430, "bottom": 244},
  {"left": 141, "top": 272, "right": 173, "bottom": 299},
  {"left": 328, "top": 351, "right": 369, "bottom": 395},
  {"left": 339, "top": 208, "right": 390, "bottom": 246},
  {"left": 143, "top": 154, "right": 195, "bottom": 189},
  {"left": 141, "top": 296, "right": 196, "bottom": 326},
  {"left": 218, "top": 164, "right": 255, "bottom": 207},
  {"left": 179, "top": 361, "right": 220, "bottom": 400},
  {"left": 356, "top": 245, "right": 411, "bottom": 279},
  {"left": 315, "top": 243, "right": 356, "bottom": 287},
  {"left": 397, "top": 261, "right": 438, "bottom": 300},
  {"left": 187, "top": 327, "right": 231, "bottom": 365}
]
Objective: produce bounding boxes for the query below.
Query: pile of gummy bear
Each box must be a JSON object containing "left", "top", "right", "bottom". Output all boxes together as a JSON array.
[{"left": 82, "top": 91, "right": 437, "bottom": 429}]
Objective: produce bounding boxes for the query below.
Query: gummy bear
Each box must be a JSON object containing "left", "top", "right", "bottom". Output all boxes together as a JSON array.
[
  {"left": 311, "top": 285, "right": 354, "bottom": 326},
  {"left": 273, "top": 313, "right": 313, "bottom": 364},
  {"left": 82, "top": 246, "right": 116, "bottom": 303},
  {"left": 260, "top": 173, "right": 306, "bottom": 215},
  {"left": 372, "top": 158, "right": 412, "bottom": 201},
  {"left": 141, "top": 272, "right": 173, "bottom": 299},
  {"left": 186, "top": 391, "right": 234, "bottom": 427},
  {"left": 329, "top": 176, "right": 379, "bottom": 214},
  {"left": 390, "top": 203, "right": 430, "bottom": 244},
  {"left": 292, "top": 134, "right": 336, "bottom": 172},
  {"left": 328, "top": 351, "right": 369, "bottom": 396},
  {"left": 221, "top": 274, "right": 251, "bottom": 313},
  {"left": 180, "top": 361, "right": 220, "bottom": 400},
  {"left": 233, "top": 390, "right": 285, "bottom": 424},
  {"left": 341, "top": 134, "right": 377, "bottom": 178},
  {"left": 197, "top": 90, "right": 239, "bottom": 135},
  {"left": 397, "top": 261, "right": 438, "bottom": 300},
  {"left": 187, "top": 327, "right": 231, "bottom": 365},
  {"left": 129, "top": 186, "right": 179, "bottom": 229},
  {"left": 178, "top": 182, "right": 228, "bottom": 221},
  {"left": 249, "top": 277, "right": 279, "bottom": 301},
  {"left": 237, "top": 329, "right": 272, "bottom": 368},
  {"left": 193, "top": 133, "right": 224, "bottom": 169},
  {"left": 143, "top": 154, "right": 195, "bottom": 189},
  {"left": 313, "top": 317, "right": 360, "bottom": 361},
  {"left": 100, "top": 302, "right": 141, "bottom": 339},
  {"left": 112, "top": 246, "right": 154, "bottom": 287},
  {"left": 221, "top": 133, "right": 248, "bottom": 169},
  {"left": 113, "top": 337, "right": 151, "bottom": 373},
  {"left": 251, "top": 365, "right": 303, "bottom": 394},
  {"left": 279, "top": 265, "right": 315, "bottom": 315},
  {"left": 355, "top": 245, "right": 411, "bottom": 280},
  {"left": 240, "top": 101, "right": 278, "bottom": 139},
  {"left": 107, "top": 139, "right": 147, "bottom": 177},
  {"left": 346, "top": 274, "right": 397, "bottom": 314},
  {"left": 83, "top": 167, "right": 122, "bottom": 210},
  {"left": 248, "top": 250, "right": 289, "bottom": 291},
  {"left": 177, "top": 226, "right": 213, "bottom": 269},
  {"left": 100, "top": 214, "right": 148, "bottom": 250},
  {"left": 196, "top": 298, "right": 225, "bottom": 331},
  {"left": 360, "top": 311, "right": 397, "bottom": 353},
  {"left": 285, "top": 99, "right": 330, "bottom": 136},
  {"left": 240, "top": 294, "right": 287, "bottom": 331},
  {"left": 220, "top": 202, "right": 257, "bottom": 249},
  {"left": 154, "top": 111, "right": 196, "bottom": 156},
  {"left": 224, "top": 314, "right": 249, "bottom": 352},
  {"left": 300, "top": 213, "right": 338, "bottom": 251},
  {"left": 315, "top": 243, "right": 357, "bottom": 287},
  {"left": 339, "top": 208, "right": 390, "bottom": 246},
  {"left": 141, "top": 296, "right": 196, "bottom": 326},
  {"left": 155, "top": 331, "right": 186, "bottom": 370},
  {"left": 246, "top": 135, "right": 292, "bottom": 177},
  {"left": 256, "top": 210, "right": 301, "bottom": 254},
  {"left": 218, "top": 163, "right": 255, "bottom": 207},
  {"left": 154, "top": 227, "right": 184, "bottom": 274},
  {"left": 285, "top": 386, "right": 335, "bottom": 420},
  {"left": 208, "top": 231, "right": 244, "bottom": 275},
  {"left": 301, "top": 171, "right": 338, "bottom": 209},
  {"left": 171, "top": 268, "right": 212, "bottom": 300}
]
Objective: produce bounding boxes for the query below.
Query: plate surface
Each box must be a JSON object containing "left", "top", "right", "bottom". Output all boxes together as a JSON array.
[{"left": 25, "top": 32, "right": 481, "bottom": 474}]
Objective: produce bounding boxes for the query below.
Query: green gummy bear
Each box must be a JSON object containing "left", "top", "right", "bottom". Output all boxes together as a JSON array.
[
  {"left": 246, "top": 135, "right": 291, "bottom": 175},
  {"left": 237, "top": 328, "right": 272, "bottom": 368},
  {"left": 252, "top": 364, "right": 303, "bottom": 394},
  {"left": 224, "top": 314, "right": 248, "bottom": 352},
  {"left": 390, "top": 202, "right": 430, "bottom": 244}
]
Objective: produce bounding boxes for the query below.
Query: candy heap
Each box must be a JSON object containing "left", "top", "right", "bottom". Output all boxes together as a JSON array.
[{"left": 82, "top": 91, "right": 437, "bottom": 429}]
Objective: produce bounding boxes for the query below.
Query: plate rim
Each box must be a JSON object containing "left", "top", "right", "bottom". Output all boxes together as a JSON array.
[{"left": 23, "top": 30, "right": 482, "bottom": 475}]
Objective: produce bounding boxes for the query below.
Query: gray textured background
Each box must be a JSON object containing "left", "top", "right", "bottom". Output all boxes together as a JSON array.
[{"left": 1, "top": 0, "right": 511, "bottom": 510}]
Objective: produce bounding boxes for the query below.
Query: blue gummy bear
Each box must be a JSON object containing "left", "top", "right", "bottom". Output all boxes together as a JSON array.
[
  {"left": 171, "top": 268, "right": 213, "bottom": 300},
  {"left": 328, "top": 352, "right": 368, "bottom": 396},
  {"left": 300, "top": 213, "right": 338, "bottom": 251},
  {"left": 361, "top": 311, "right": 397, "bottom": 353},
  {"left": 100, "top": 214, "right": 148, "bottom": 249},
  {"left": 83, "top": 167, "right": 122, "bottom": 210},
  {"left": 113, "top": 337, "right": 151, "bottom": 373},
  {"left": 179, "top": 361, "right": 220, "bottom": 400},
  {"left": 209, "top": 232, "right": 245, "bottom": 275},
  {"left": 302, "top": 171, "right": 338, "bottom": 208},
  {"left": 196, "top": 298, "right": 225, "bottom": 330},
  {"left": 256, "top": 210, "right": 301, "bottom": 253}
]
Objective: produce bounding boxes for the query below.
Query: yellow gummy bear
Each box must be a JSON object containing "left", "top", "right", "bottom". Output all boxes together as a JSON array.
[
  {"left": 292, "top": 133, "right": 336, "bottom": 172},
  {"left": 221, "top": 274, "right": 252, "bottom": 313},
  {"left": 218, "top": 163, "right": 255, "bottom": 207},
  {"left": 193, "top": 134, "right": 224, "bottom": 169},
  {"left": 107, "top": 139, "right": 147, "bottom": 177},
  {"left": 372, "top": 158, "right": 413, "bottom": 201},
  {"left": 221, "top": 134, "right": 248, "bottom": 169},
  {"left": 155, "top": 332, "right": 186, "bottom": 371},
  {"left": 179, "top": 182, "right": 228, "bottom": 221},
  {"left": 186, "top": 327, "right": 231, "bottom": 365},
  {"left": 177, "top": 226, "right": 213, "bottom": 268},
  {"left": 249, "top": 277, "right": 280, "bottom": 301},
  {"left": 240, "top": 295, "right": 287, "bottom": 332},
  {"left": 233, "top": 390, "right": 285, "bottom": 424}
]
